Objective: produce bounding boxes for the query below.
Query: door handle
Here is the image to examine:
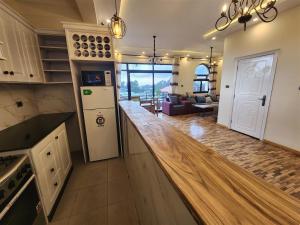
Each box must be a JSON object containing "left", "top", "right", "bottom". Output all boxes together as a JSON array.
[{"left": 258, "top": 95, "right": 266, "bottom": 106}]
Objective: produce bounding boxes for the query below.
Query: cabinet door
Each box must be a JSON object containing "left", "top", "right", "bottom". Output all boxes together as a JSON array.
[
  {"left": 31, "top": 134, "right": 62, "bottom": 215},
  {"left": 0, "top": 8, "right": 26, "bottom": 82},
  {"left": 54, "top": 125, "right": 72, "bottom": 179},
  {"left": 0, "top": 9, "right": 13, "bottom": 81},
  {"left": 29, "top": 32, "right": 43, "bottom": 82},
  {"left": 18, "top": 24, "right": 43, "bottom": 83}
]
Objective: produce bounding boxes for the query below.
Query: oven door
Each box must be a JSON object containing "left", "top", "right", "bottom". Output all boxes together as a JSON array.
[{"left": 0, "top": 175, "right": 46, "bottom": 225}]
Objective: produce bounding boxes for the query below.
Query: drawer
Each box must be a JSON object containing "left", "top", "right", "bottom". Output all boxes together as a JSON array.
[
  {"left": 45, "top": 170, "right": 61, "bottom": 213},
  {"left": 44, "top": 159, "right": 59, "bottom": 180},
  {"left": 39, "top": 141, "right": 59, "bottom": 169}
]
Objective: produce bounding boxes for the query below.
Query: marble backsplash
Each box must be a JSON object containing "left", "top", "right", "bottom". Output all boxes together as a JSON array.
[
  {"left": 0, "top": 84, "right": 76, "bottom": 131},
  {"left": 0, "top": 85, "right": 39, "bottom": 130},
  {"left": 34, "top": 85, "right": 76, "bottom": 114}
]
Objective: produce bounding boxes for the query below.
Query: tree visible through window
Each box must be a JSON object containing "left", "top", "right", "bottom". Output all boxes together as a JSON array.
[
  {"left": 193, "top": 64, "right": 209, "bottom": 93},
  {"left": 120, "top": 63, "right": 172, "bottom": 101}
]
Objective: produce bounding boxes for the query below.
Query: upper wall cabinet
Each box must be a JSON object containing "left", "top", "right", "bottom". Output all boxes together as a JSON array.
[
  {"left": 0, "top": 3, "right": 44, "bottom": 83},
  {"left": 18, "top": 24, "right": 43, "bottom": 83}
]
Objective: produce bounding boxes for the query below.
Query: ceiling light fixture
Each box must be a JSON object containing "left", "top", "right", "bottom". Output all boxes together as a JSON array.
[
  {"left": 215, "top": 0, "right": 278, "bottom": 31},
  {"left": 253, "top": 17, "right": 259, "bottom": 22},
  {"left": 212, "top": 36, "right": 216, "bottom": 40},
  {"left": 149, "top": 36, "right": 163, "bottom": 64},
  {"left": 106, "top": 19, "right": 111, "bottom": 23},
  {"left": 109, "top": 0, "right": 127, "bottom": 39}
]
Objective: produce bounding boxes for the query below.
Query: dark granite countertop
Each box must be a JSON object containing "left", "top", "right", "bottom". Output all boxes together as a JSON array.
[{"left": 0, "top": 112, "right": 75, "bottom": 152}]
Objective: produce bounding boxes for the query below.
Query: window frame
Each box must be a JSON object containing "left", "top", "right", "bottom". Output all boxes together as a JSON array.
[
  {"left": 120, "top": 63, "right": 173, "bottom": 100},
  {"left": 193, "top": 64, "right": 210, "bottom": 94}
]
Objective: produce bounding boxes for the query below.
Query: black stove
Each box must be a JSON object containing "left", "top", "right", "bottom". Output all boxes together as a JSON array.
[{"left": 0, "top": 154, "right": 32, "bottom": 212}]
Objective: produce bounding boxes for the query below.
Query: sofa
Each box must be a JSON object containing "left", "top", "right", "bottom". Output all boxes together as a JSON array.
[{"left": 162, "top": 94, "right": 219, "bottom": 116}]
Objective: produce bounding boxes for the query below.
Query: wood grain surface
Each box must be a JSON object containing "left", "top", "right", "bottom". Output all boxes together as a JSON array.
[{"left": 119, "top": 101, "right": 300, "bottom": 225}]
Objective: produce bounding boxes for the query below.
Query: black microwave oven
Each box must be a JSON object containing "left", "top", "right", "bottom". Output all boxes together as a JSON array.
[{"left": 81, "top": 70, "right": 112, "bottom": 86}]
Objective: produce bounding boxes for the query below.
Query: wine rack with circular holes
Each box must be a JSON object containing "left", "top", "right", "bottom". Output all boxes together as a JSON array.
[{"left": 70, "top": 33, "right": 113, "bottom": 61}]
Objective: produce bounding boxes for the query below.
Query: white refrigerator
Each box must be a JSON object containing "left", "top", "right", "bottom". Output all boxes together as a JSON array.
[{"left": 80, "top": 86, "right": 119, "bottom": 161}]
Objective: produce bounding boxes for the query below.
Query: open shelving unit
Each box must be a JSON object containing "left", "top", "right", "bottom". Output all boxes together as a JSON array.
[{"left": 38, "top": 34, "right": 72, "bottom": 84}]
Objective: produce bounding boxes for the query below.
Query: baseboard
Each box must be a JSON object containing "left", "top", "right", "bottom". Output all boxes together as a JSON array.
[
  {"left": 263, "top": 140, "right": 300, "bottom": 156},
  {"left": 216, "top": 122, "right": 229, "bottom": 129}
]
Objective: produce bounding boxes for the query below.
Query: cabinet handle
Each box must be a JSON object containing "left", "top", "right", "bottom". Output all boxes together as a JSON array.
[
  {"left": 46, "top": 152, "right": 51, "bottom": 156},
  {"left": 54, "top": 182, "right": 58, "bottom": 187},
  {"left": 50, "top": 168, "right": 55, "bottom": 173},
  {"left": 9, "top": 71, "right": 14, "bottom": 75},
  {"left": 3, "top": 71, "right": 9, "bottom": 75},
  {"left": 55, "top": 136, "right": 58, "bottom": 140},
  {"left": 29, "top": 74, "right": 34, "bottom": 78}
]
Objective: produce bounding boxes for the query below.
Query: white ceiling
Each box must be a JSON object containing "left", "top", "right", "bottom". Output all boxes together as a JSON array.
[
  {"left": 115, "top": 0, "right": 226, "bottom": 57},
  {"left": 5, "top": 0, "right": 300, "bottom": 57},
  {"left": 94, "top": 0, "right": 300, "bottom": 58}
]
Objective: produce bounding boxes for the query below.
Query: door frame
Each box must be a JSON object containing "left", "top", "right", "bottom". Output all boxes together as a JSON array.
[{"left": 229, "top": 50, "right": 279, "bottom": 140}]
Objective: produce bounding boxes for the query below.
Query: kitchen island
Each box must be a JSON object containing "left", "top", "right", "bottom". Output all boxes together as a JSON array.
[{"left": 119, "top": 101, "right": 300, "bottom": 225}]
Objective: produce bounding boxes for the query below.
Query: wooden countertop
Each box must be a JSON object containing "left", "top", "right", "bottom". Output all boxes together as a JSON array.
[{"left": 119, "top": 101, "right": 300, "bottom": 225}]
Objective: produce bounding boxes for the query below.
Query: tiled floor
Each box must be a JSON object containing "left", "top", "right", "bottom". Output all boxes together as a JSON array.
[
  {"left": 49, "top": 152, "right": 139, "bottom": 225},
  {"left": 158, "top": 113, "right": 300, "bottom": 199}
]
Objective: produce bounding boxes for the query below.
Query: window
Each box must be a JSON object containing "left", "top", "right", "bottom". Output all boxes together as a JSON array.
[
  {"left": 195, "top": 64, "right": 209, "bottom": 76},
  {"left": 120, "top": 63, "right": 172, "bottom": 102},
  {"left": 193, "top": 64, "right": 209, "bottom": 93}
]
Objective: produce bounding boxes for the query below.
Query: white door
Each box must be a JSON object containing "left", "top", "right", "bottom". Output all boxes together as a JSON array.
[
  {"left": 81, "top": 86, "right": 115, "bottom": 109},
  {"left": 83, "top": 108, "right": 119, "bottom": 161},
  {"left": 231, "top": 54, "right": 277, "bottom": 139}
]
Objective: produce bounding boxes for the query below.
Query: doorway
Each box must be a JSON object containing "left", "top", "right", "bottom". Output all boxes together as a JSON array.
[{"left": 231, "top": 53, "right": 277, "bottom": 139}]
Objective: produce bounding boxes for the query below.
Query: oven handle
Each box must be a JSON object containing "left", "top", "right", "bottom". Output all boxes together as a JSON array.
[
  {"left": 0, "top": 155, "right": 28, "bottom": 185},
  {"left": 0, "top": 174, "right": 35, "bottom": 220}
]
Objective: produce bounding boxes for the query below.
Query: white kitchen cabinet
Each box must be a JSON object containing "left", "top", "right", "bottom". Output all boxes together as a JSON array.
[
  {"left": 30, "top": 122, "right": 72, "bottom": 215},
  {"left": 53, "top": 123, "right": 72, "bottom": 180},
  {"left": 0, "top": 8, "right": 26, "bottom": 82},
  {"left": 0, "top": 3, "right": 44, "bottom": 83},
  {"left": 18, "top": 23, "right": 43, "bottom": 83}
]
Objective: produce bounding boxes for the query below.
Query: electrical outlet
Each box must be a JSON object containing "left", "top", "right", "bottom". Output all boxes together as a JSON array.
[{"left": 16, "top": 101, "right": 23, "bottom": 107}]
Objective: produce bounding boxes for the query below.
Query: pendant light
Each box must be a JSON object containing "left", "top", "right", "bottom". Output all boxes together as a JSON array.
[{"left": 109, "top": 0, "right": 127, "bottom": 39}]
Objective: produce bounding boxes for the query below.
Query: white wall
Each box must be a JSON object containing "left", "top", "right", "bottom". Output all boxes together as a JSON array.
[
  {"left": 177, "top": 58, "right": 222, "bottom": 95},
  {"left": 218, "top": 6, "right": 300, "bottom": 150}
]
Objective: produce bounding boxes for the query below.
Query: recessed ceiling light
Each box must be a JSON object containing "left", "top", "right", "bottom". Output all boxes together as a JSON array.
[
  {"left": 212, "top": 36, "right": 216, "bottom": 40},
  {"left": 186, "top": 54, "right": 190, "bottom": 57},
  {"left": 165, "top": 53, "right": 169, "bottom": 56},
  {"left": 206, "top": 55, "right": 209, "bottom": 58},
  {"left": 106, "top": 19, "right": 111, "bottom": 23},
  {"left": 142, "top": 51, "right": 145, "bottom": 55},
  {"left": 253, "top": 18, "right": 258, "bottom": 22}
]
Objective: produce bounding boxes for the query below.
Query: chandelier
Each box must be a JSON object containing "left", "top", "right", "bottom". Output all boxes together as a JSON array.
[
  {"left": 149, "top": 36, "right": 163, "bottom": 64},
  {"left": 215, "top": 0, "right": 278, "bottom": 31},
  {"left": 109, "top": 0, "right": 127, "bottom": 39}
]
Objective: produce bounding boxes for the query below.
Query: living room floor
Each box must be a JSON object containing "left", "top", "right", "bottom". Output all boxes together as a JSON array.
[{"left": 158, "top": 113, "right": 300, "bottom": 200}]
